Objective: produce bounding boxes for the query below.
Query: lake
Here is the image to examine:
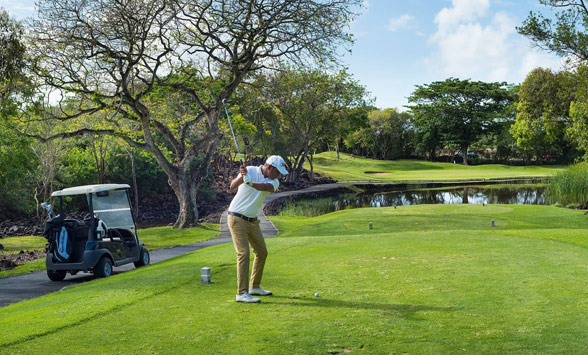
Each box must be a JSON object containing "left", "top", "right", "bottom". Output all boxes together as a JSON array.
[{"left": 280, "top": 184, "right": 552, "bottom": 216}]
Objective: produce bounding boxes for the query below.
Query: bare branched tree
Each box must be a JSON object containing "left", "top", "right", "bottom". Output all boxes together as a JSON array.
[{"left": 16, "top": 0, "right": 361, "bottom": 228}]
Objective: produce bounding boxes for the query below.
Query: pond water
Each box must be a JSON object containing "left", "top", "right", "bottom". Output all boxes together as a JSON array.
[{"left": 282, "top": 184, "right": 552, "bottom": 216}]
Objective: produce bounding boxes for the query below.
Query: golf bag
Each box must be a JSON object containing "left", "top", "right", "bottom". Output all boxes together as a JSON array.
[{"left": 43, "top": 216, "right": 72, "bottom": 262}]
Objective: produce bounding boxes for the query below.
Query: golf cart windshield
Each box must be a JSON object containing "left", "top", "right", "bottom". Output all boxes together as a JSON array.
[{"left": 91, "top": 190, "right": 135, "bottom": 231}]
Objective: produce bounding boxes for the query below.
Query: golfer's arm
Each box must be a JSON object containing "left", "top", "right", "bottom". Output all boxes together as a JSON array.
[
  {"left": 230, "top": 176, "right": 244, "bottom": 190},
  {"left": 229, "top": 177, "right": 275, "bottom": 192},
  {"left": 250, "top": 182, "right": 275, "bottom": 192}
]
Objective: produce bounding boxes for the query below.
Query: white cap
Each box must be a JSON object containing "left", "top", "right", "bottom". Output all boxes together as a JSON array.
[{"left": 266, "top": 155, "right": 288, "bottom": 175}]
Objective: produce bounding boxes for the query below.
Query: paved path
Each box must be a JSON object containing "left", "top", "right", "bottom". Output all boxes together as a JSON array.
[{"left": 0, "top": 182, "right": 349, "bottom": 308}]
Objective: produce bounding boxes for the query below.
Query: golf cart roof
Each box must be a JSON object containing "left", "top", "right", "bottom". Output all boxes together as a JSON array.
[{"left": 51, "top": 184, "right": 130, "bottom": 197}]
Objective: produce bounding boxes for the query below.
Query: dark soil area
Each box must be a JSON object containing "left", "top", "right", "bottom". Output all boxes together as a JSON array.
[{"left": 0, "top": 250, "right": 45, "bottom": 271}]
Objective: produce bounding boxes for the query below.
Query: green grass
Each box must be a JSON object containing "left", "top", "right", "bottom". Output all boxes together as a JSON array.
[
  {"left": 308, "top": 152, "right": 563, "bottom": 182},
  {"left": 0, "top": 236, "right": 47, "bottom": 254},
  {"left": 0, "top": 224, "right": 219, "bottom": 278},
  {"left": 3, "top": 204, "right": 588, "bottom": 353},
  {"left": 138, "top": 224, "right": 219, "bottom": 249}
]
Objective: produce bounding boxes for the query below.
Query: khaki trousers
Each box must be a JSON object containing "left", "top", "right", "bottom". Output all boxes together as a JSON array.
[{"left": 227, "top": 215, "right": 268, "bottom": 294}]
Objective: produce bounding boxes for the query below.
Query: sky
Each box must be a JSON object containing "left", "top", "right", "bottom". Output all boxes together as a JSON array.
[{"left": 2, "top": 0, "right": 565, "bottom": 110}]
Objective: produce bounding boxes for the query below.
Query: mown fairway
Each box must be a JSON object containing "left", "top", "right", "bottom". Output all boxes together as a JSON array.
[
  {"left": 308, "top": 152, "right": 563, "bottom": 182},
  {"left": 2, "top": 204, "right": 588, "bottom": 353}
]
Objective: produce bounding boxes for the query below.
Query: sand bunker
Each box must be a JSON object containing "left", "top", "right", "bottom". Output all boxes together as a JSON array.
[{"left": 365, "top": 172, "right": 392, "bottom": 175}]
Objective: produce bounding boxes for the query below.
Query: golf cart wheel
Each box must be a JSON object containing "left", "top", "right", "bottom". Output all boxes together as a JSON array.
[
  {"left": 134, "top": 247, "right": 150, "bottom": 268},
  {"left": 94, "top": 256, "right": 113, "bottom": 278},
  {"left": 47, "top": 269, "right": 66, "bottom": 281}
]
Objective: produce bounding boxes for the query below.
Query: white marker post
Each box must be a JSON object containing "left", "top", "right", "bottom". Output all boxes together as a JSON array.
[{"left": 201, "top": 267, "right": 211, "bottom": 283}]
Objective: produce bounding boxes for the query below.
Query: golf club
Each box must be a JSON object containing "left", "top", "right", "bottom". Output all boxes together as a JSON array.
[{"left": 222, "top": 99, "right": 243, "bottom": 165}]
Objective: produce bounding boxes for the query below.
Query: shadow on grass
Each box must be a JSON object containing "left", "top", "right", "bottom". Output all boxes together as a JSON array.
[{"left": 268, "top": 295, "right": 456, "bottom": 319}]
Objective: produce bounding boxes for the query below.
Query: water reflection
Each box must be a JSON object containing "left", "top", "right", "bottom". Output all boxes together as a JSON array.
[{"left": 327, "top": 185, "right": 551, "bottom": 213}]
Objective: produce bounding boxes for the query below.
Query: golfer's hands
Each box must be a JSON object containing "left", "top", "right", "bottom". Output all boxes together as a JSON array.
[
  {"left": 240, "top": 165, "right": 252, "bottom": 186},
  {"left": 243, "top": 174, "right": 252, "bottom": 186}
]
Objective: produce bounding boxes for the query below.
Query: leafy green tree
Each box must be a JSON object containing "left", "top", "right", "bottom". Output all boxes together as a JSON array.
[
  {"left": 517, "top": 1, "right": 588, "bottom": 160},
  {"left": 12, "top": 0, "right": 360, "bottom": 228},
  {"left": 569, "top": 64, "right": 588, "bottom": 158},
  {"left": 517, "top": 1, "right": 588, "bottom": 62},
  {"left": 344, "top": 108, "right": 414, "bottom": 160},
  {"left": 410, "top": 104, "right": 443, "bottom": 161},
  {"left": 408, "top": 78, "right": 514, "bottom": 165},
  {"left": 238, "top": 68, "right": 369, "bottom": 181},
  {"left": 511, "top": 68, "right": 575, "bottom": 163},
  {"left": 0, "top": 10, "right": 30, "bottom": 117},
  {"left": 0, "top": 120, "right": 36, "bottom": 217}
]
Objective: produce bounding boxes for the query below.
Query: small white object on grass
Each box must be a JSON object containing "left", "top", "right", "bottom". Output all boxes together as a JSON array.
[
  {"left": 314, "top": 292, "right": 319, "bottom": 297},
  {"left": 201, "top": 267, "right": 211, "bottom": 283}
]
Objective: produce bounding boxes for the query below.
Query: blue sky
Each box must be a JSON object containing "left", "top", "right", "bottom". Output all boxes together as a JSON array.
[{"left": 3, "top": 0, "right": 564, "bottom": 110}]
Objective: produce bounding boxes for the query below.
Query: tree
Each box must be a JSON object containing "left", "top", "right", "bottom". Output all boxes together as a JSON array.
[
  {"left": 408, "top": 78, "right": 513, "bottom": 165},
  {"left": 0, "top": 120, "right": 36, "bottom": 217},
  {"left": 517, "top": 1, "right": 588, "bottom": 160},
  {"left": 511, "top": 68, "right": 576, "bottom": 163},
  {"left": 13, "top": 0, "right": 361, "bottom": 228},
  {"left": 0, "top": 10, "right": 30, "bottom": 117},
  {"left": 517, "top": 1, "right": 588, "bottom": 62},
  {"left": 410, "top": 104, "right": 443, "bottom": 161},
  {"left": 238, "top": 68, "right": 369, "bottom": 181},
  {"left": 344, "top": 108, "right": 414, "bottom": 160},
  {"left": 569, "top": 64, "right": 588, "bottom": 158}
]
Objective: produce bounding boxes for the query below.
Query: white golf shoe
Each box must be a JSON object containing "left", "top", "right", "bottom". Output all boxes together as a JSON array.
[
  {"left": 249, "top": 287, "right": 272, "bottom": 296},
  {"left": 236, "top": 292, "right": 261, "bottom": 303}
]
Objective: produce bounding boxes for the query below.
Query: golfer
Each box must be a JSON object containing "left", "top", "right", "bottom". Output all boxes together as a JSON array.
[{"left": 228, "top": 155, "right": 288, "bottom": 303}]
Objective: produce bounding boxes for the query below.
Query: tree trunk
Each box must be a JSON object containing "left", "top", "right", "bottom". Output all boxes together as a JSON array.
[
  {"left": 129, "top": 148, "right": 139, "bottom": 220},
  {"left": 172, "top": 173, "right": 199, "bottom": 228},
  {"left": 462, "top": 187, "right": 469, "bottom": 204},
  {"left": 307, "top": 153, "right": 314, "bottom": 181},
  {"left": 296, "top": 150, "right": 309, "bottom": 181},
  {"left": 462, "top": 145, "right": 469, "bottom": 166}
]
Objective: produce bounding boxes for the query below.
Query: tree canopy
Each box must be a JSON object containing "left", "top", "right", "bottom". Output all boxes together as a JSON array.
[
  {"left": 511, "top": 67, "right": 576, "bottom": 162},
  {"left": 408, "top": 78, "right": 514, "bottom": 165},
  {"left": 236, "top": 67, "right": 370, "bottom": 181},
  {"left": 517, "top": 0, "right": 588, "bottom": 62},
  {"left": 0, "top": 10, "right": 30, "bottom": 117}
]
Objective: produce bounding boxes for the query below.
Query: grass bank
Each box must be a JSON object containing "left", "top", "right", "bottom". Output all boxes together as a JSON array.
[
  {"left": 0, "top": 224, "right": 219, "bottom": 278},
  {"left": 308, "top": 152, "right": 563, "bottom": 182},
  {"left": 2, "top": 204, "right": 588, "bottom": 353}
]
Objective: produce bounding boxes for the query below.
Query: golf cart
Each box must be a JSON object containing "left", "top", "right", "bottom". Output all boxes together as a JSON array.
[{"left": 42, "top": 184, "right": 149, "bottom": 281}]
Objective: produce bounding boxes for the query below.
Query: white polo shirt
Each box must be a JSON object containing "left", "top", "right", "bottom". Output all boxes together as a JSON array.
[{"left": 228, "top": 166, "right": 279, "bottom": 218}]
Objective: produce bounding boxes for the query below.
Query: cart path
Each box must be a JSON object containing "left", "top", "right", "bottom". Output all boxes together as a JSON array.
[{"left": 0, "top": 182, "right": 349, "bottom": 308}]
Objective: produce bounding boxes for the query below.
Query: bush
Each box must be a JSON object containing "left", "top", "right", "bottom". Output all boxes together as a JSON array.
[{"left": 548, "top": 163, "right": 588, "bottom": 208}]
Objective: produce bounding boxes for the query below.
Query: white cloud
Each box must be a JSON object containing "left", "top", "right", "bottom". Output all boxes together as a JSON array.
[
  {"left": 434, "top": 0, "right": 490, "bottom": 36},
  {"left": 427, "top": 0, "right": 562, "bottom": 83},
  {"left": 387, "top": 14, "right": 415, "bottom": 32},
  {"left": 518, "top": 48, "right": 564, "bottom": 77}
]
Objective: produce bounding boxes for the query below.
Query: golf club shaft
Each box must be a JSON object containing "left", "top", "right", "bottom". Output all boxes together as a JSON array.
[{"left": 222, "top": 99, "right": 243, "bottom": 165}]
